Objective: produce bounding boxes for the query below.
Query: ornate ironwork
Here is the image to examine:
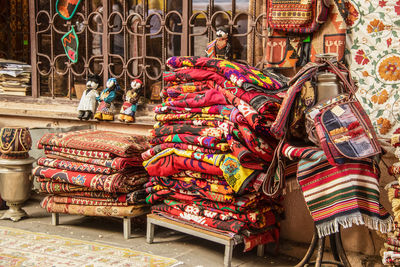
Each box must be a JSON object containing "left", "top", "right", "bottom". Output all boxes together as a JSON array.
[{"left": 29, "top": 0, "right": 267, "bottom": 101}]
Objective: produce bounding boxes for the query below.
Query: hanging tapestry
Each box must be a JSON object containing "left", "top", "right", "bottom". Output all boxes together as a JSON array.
[{"left": 347, "top": 0, "right": 400, "bottom": 138}]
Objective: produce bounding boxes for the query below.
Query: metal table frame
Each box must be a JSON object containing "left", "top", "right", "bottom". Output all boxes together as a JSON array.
[
  {"left": 146, "top": 214, "right": 265, "bottom": 267},
  {"left": 51, "top": 212, "right": 136, "bottom": 240}
]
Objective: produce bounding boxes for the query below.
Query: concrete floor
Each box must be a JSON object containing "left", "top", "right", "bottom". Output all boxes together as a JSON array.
[{"left": 0, "top": 193, "right": 298, "bottom": 267}]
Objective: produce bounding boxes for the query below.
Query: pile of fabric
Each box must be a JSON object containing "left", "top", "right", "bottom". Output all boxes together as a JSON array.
[
  {"left": 34, "top": 130, "right": 151, "bottom": 217},
  {"left": 142, "top": 56, "right": 288, "bottom": 250},
  {"left": 382, "top": 130, "right": 400, "bottom": 265}
]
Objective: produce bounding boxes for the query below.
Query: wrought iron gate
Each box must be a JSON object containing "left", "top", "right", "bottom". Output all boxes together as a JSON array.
[{"left": 29, "top": 0, "right": 266, "bottom": 101}]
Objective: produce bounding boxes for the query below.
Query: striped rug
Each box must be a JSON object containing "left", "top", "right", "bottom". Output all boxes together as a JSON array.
[{"left": 282, "top": 144, "right": 392, "bottom": 237}]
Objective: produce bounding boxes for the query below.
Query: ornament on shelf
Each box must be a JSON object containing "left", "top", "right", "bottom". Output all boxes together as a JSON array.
[
  {"left": 94, "top": 78, "right": 120, "bottom": 121},
  {"left": 205, "top": 26, "right": 232, "bottom": 60},
  {"left": 118, "top": 79, "right": 143, "bottom": 123},
  {"left": 77, "top": 74, "right": 101, "bottom": 120}
]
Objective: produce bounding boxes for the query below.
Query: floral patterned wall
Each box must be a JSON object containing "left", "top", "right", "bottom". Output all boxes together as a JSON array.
[{"left": 347, "top": 0, "right": 400, "bottom": 140}]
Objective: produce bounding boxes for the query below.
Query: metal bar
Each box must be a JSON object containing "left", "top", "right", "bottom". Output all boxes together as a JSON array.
[
  {"left": 335, "top": 230, "right": 351, "bottom": 267},
  {"left": 146, "top": 218, "right": 155, "bottom": 244},
  {"left": 102, "top": 0, "right": 109, "bottom": 85},
  {"left": 149, "top": 216, "right": 237, "bottom": 246},
  {"left": 315, "top": 236, "right": 325, "bottom": 267},
  {"left": 181, "top": 0, "right": 190, "bottom": 56},
  {"left": 51, "top": 213, "right": 59, "bottom": 226},
  {"left": 256, "top": 244, "right": 265, "bottom": 257},
  {"left": 329, "top": 233, "right": 341, "bottom": 262},
  {"left": 123, "top": 217, "right": 131, "bottom": 240},
  {"left": 295, "top": 227, "right": 318, "bottom": 267},
  {"left": 224, "top": 240, "right": 234, "bottom": 267},
  {"left": 28, "top": 0, "right": 38, "bottom": 98}
]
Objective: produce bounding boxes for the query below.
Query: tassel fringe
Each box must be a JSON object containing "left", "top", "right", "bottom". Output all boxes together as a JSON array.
[{"left": 316, "top": 213, "right": 393, "bottom": 238}]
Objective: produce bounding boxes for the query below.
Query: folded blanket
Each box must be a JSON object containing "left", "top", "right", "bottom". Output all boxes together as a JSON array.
[
  {"left": 283, "top": 144, "right": 392, "bottom": 238},
  {"left": 37, "top": 157, "right": 116, "bottom": 175},
  {"left": 38, "top": 130, "right": 151, "bottom": 157},
  {"left": 40, "top": 145, "right": 118, "bottom": 159},
  {"left": 163, "top": 199, "right": 275, "bottom": 226},
  {"left": 155, "top": 113, "right": 227, "bottom": 122},
  {"left": 41, "top": 196, "right": 148, "bottom": 217},
  {"left": 34, "top": 166, "right": 129, "bottom": 193},
  {"left": 152, "top": 203, "right": 246, "bottom": 233},
  {"left": 144, "top": 154, "right": 223, "bottom": 177},
  {"left": 141, "top": 143, "right": 224, "bottom": 161},
  {"left": 154, "top": 119, "right": 228, "bottom": 129},
  {"left": 52, "top": 196, "right": 128, "bottom": 206},
  {"left": 144, "top": 148, "right": 225, "bottom": 168},
  {"left": 149, "top": 134, "right": 227, "bottom": 150},
  {"left": 36, "top": 180, "right": 100, "bottom": 193},
  {"left": 162, "top": 89, "right": 227, "bottom": 107},
  {"left": 151, "top": 125, "right": 225, "bottom": 139},
  {"left": 57, "top": 191, "right": 117, "bottom": 198},
  {"left": 166, "top": 56, "right": 283, "bottom": 90},
  {"left": 172, "top": 170, "right": 224, "bottom": 180},
  {"left": 168, "top": 175, "right": 229, "bottom": 186},
  {"left": 146, "top": 188, "right": 234, "bottom": 204},
  {"left": 44, "top": 150, "right": 143, "bottom": 170},
  {"left": 162, "top": 80, "right": 214, "bottom": 97},
  {"left": 154, "top": 104, "right": 233, "bottom": 115},
  {"left": 150, "top": 176, "right": 234, "bottom": 195}
]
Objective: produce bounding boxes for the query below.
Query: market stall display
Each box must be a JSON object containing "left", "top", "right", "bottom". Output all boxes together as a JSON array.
[{"left": 142, "top": 56, "right": 289, "bottom": 253}]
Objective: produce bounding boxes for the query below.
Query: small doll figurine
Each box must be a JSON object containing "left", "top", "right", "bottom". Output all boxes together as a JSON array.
[
  {"left": 205, "top": 26, "right": 232, "bottom": 60},
  {"left": 94, "top": 78, "right": 120, "bottom": 121},
  {"left": 118, "top": 79, "right": 143, "bottom": 123},
  {"left": 77, "top": 74, "right": 101, "bottom": 120}
]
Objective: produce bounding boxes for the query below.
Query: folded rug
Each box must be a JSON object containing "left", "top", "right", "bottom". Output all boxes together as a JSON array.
[
  {"left": 152, "top": 204, "right": 246, "bottom": 233},
  {"left": 34, "top": 166, "right": 128, "bottom": 193},
  {"left": 41, "top": 196, "right": 148, "bottom": 217},
  {"left": 45, "top": 151, "right": 143, "bottom": 170},
  {"left": 37, "top": 157, "right": 116, "bottom": 175},
  {"left": 38, "top": 130, "right": 150, "bottom": 157}
]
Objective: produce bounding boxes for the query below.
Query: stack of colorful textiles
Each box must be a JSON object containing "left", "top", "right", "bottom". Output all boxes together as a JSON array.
[
  {"left": 34, "top": 130, "right": 151, "bottom": 217},
  {"left": 142, "top": 56, "right": 288, "bottom": 251},
  {"left": 382, "top": 129, "right": 400, "bottom": 265}
]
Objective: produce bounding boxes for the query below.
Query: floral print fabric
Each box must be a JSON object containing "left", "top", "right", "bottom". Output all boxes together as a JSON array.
[{"left": 347, "top": 0, "right": 400, "bottom": 138}]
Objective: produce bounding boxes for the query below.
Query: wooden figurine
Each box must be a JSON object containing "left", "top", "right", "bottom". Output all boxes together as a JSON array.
[
  {"left": 94, "top": 78, "right": 120, "bottom": 121},
  {"left": 118, "top": 79, "right": 143, "bottom": 123},
  {"left": 77, "top": 74, "right": 101, "bottom": 120},
  {"left": 205, "top": 26, "right": 232, "bottom": 60}
]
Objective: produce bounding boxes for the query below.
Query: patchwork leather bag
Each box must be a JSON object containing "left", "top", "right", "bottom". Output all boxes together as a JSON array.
[{"left": 306, "top": 60, "right": 381, "bottom": 165}]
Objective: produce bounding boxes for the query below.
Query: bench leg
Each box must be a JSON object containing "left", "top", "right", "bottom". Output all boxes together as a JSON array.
[
  {"left": 257, "top": 244, "right": 265, "bottom": 257},
  {"left": 123, "top": 217, "right": 131, "bottom": 240},
  {"left": 224, "top": 241, "right": 234, "bottom": 267},
  {"left": 146, "top": 219, "right": 154, "bottom": 244},
  {"left": 51, "top": 213, "right": 59, "bottom": 226}
]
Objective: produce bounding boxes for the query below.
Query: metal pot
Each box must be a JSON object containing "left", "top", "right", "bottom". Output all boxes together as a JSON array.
[{"left": 0, "top": 157, "right": 35, "bottom": 221}]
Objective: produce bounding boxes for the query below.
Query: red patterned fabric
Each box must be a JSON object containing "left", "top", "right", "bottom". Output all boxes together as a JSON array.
[
  {"left": 38, "top": 130, "right": 151, "bottom": 157},
  {"left": 44, "top": 151, "right": 143, "bottom": 170},
  {"left": 34, "top": 166, "right": 129, "bottom": 193},
  {"left": 37, "top": 157, "right": 115, "bottom": 174}
]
